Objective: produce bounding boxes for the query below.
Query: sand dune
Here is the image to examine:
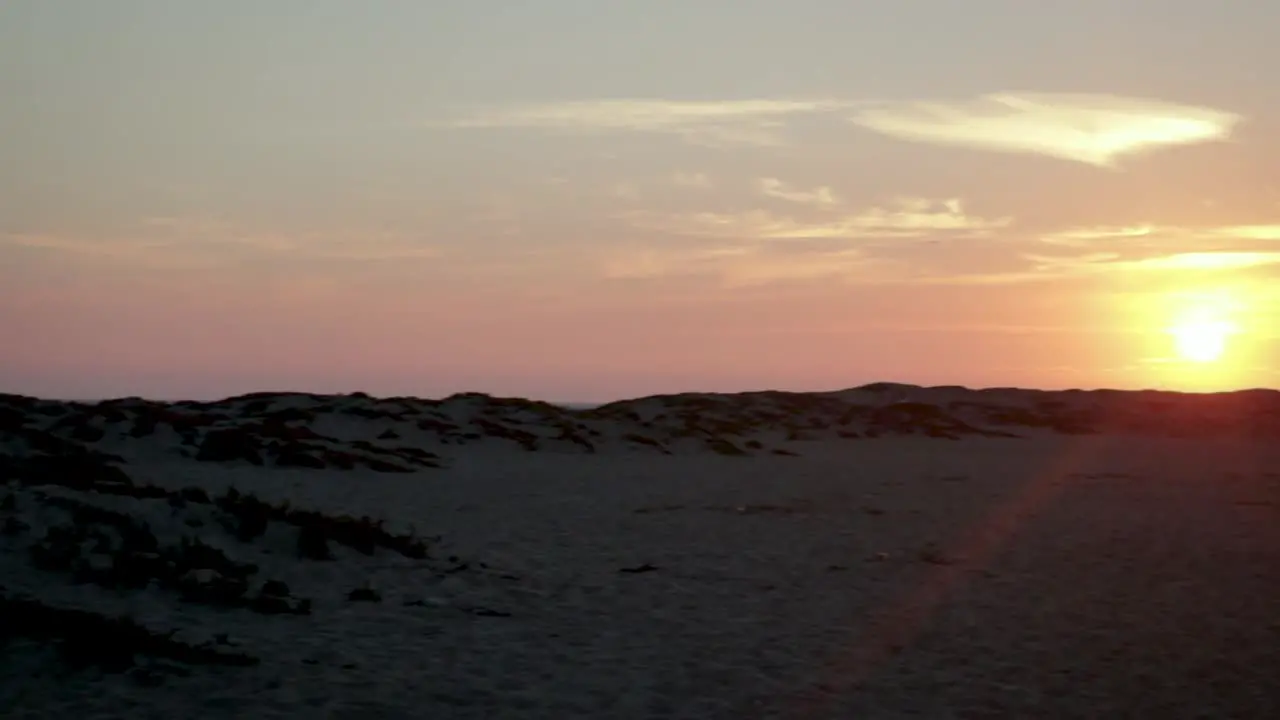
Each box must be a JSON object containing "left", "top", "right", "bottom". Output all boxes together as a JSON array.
[{"left": 2, "top": 384, "right": 1278, "bottom": 718}]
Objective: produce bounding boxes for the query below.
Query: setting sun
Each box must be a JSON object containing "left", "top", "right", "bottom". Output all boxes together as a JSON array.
[
  {"left": 1170, "top": 316, "right": 1232, "bottom": 362},
  {"left": 1140, "top": 285, "right": 1267, "bottom": 391},
  {"left": 1161, "top": 288, "right": 1246, "bottom": 370}
]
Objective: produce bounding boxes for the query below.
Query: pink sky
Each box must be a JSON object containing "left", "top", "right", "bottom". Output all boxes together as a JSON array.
[{"left": 3, "top": 3, "right": 1279, "bottom": 401}]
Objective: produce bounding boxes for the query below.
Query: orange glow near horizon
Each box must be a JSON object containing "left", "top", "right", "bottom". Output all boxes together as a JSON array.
[{"left": 1147, "top": 286, "right": 1258, "bottom": 390}]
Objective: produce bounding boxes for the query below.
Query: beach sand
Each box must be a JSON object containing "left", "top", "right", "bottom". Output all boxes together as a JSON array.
[{"left": 1, "top": 387, "right": 1277, "bottom": 718}]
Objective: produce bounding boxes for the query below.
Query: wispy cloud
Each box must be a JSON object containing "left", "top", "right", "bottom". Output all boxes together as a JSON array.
[
  {"left": 1211, "top": 224, "right": 1280, "bottom": 240},
  {"left": 1, "top": 232, "right": 174, "bottom": 258},
  {"left": 850, "top": 93, "right": 1241, "bottom": 167},
  {"left": 438, "top": 93, "right": 1240, "bottom": 160},
  {"left": 601, "top": 243, "right": 872, "bottom": 287},
  {"left": 671, "top": 172, "right": 713, "bottom": 189},
  {"left": 1039, "top": 223, "right": 1280, "bottom": 247},
  {"left": 608, "top": 182, "right": 642, "bottom": 202},
  {"left": 1, "top": 218, "right": 439, "bottom": 267},
  {"left": 1038, "top": 224, "right": 1158, "bottom": 247},
  {"left": 633, "top": 197, "right": 1010, "bottom": 240},
  {"left": 440, "top": 98, "right": 852, "bottom": 147},
  {"left": 1036, "top": 250, "right": 1280, "bottom": 273},
  {"left": 928, "top": 249, "right": 1280, "bottom": 286},
  {"left": 757, "top": 178, "right": 840, "bottom": 207}
]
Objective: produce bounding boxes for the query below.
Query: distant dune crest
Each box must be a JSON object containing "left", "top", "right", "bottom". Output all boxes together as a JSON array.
[{"left": 3, "top": 383, "right": 1278, "bottom": 474}]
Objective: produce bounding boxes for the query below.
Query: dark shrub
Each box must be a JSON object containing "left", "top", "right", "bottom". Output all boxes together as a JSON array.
[
  {"left": 196, "top": 429, "right": 263, "bottom": 465},
  {"left": 347, "top": 585, "right": 381, "bottom": 602},
  {"left": 296, "top": 525, "right": 333, "bottom": 561}
]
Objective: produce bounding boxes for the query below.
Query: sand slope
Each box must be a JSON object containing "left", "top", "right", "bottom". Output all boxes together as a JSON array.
[{"left": 2, "top": 385, "right": 1278, "bottom": 718}]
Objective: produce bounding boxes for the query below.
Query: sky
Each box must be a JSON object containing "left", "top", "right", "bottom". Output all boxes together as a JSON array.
[{"left": 3, "top": 1, "right": 1279, "bottom": 401}]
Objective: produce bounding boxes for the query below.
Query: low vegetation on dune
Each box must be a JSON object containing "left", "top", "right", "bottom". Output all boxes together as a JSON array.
[
  {"left": 24, "top": 492, "right": 313, "bottom": 616},
  {"left": 5, "top": 386, "right": 1278, "bottom": 474},
  {"left": 0, "top": 591, "right": 260, "bottom": 672},
  {"left": 215, "top": 486, "right": 432, "bottom": 560},
  {"left": 0, "top": 428, "right": 471, "bottom": 681}
]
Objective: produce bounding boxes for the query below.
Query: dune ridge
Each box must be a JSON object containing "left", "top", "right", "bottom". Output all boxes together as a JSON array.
[{"left": 4, "top": 382, "right": 1279, "bottom": 470}]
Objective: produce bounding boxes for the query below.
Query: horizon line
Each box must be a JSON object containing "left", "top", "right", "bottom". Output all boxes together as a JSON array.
[{"left": 9, "top": 380, "right": 1279, "bottom": 407}]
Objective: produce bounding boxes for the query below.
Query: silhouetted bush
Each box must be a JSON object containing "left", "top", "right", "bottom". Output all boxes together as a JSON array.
[
  {"left": 260, "top": 579, "right": 290, "bottom": 597},
  {"left": 347, "top": 584, "right": 381, "bottom": 602},
  {"left": 275, "top": 447, "right": 327, "bottom": 469},
  {"left": 0, "top": 591, "right": 258, "bottom": 671},
  {"left": 705, "top": 437, "right": 747, "bottom": 456},
  {"left": 217, "top": 489, "right": 272, "bottom": 542},
  {"left": 296, "top": 524, "right": 334, "bottom": 561},
  {"left": 196, "top": 428, "right": 264, "bottom": 465}
]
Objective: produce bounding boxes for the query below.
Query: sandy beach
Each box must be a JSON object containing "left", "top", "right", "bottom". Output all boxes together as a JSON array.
[{"left": 2, "top": 386, "right": 1277, "bottom": 718}]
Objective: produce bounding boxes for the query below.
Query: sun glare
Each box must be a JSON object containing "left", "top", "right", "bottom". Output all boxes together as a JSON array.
[
  {"left": 1133, "top": 286, "right": 1262, "bottom": 391},
  {"left": 1162, "top": 289, "right": 1243, "bottom": 368},
  {"left": 1170, "top": 316, "right": 1232, "bottom": 363}
]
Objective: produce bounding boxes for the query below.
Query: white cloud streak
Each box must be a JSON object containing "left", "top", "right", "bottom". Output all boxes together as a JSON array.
[
  {"left": 924, "top": 249, "right": 1280, "bottom": 286},
  {"left": 1040, "top": 223, "right": 1280, "bottom": 247},
  {"left": 850, "top": 93, "right": 1241, "bottom": 166},
  {"left": 601, "top": 244, "right": 871, "bottom": 287},
  {"left": 1, "top": 218, "right": 440, "bottom": 266},
  {"left": 439, "top": 93, "right": 1240, "bottom": 161},
  {"left": 634, "top": 197, "right": 1011, "bottom": 240},
  {"left": 671, "top": 172, "right": 713, "bottom": 189},
  {"left": 440, "top": 98, "right": 853, "bottom": 147},
  {"left": 757, "top": 178, "right": 840, "bottom": 207}
]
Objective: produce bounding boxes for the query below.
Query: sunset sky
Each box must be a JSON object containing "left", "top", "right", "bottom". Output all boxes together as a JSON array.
[{"left": 3, "top": 1, "right": 1279, "bottom": 401}]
